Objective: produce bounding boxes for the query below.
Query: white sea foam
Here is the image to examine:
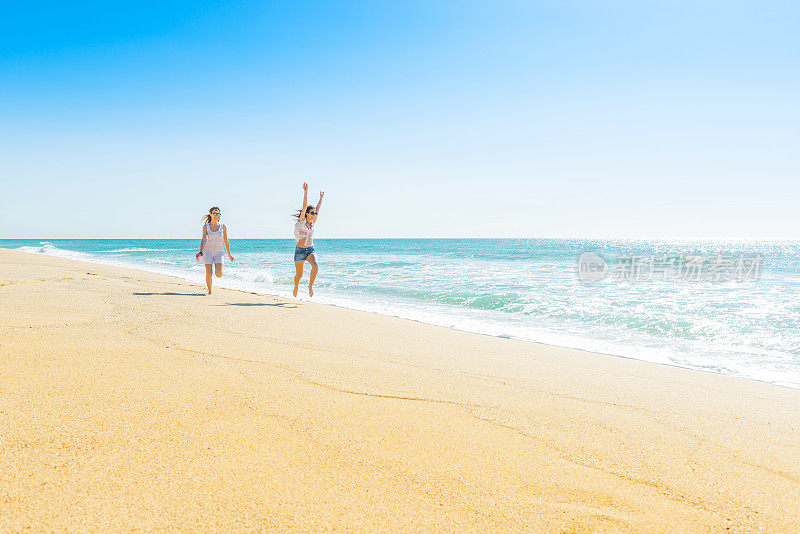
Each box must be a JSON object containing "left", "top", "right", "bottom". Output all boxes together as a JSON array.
[
  {"left": 100, "top": 247, "right": 192, "bottom": 252},
  {"left": 18, "top": 244, "right": 93, "bottom": 261}
]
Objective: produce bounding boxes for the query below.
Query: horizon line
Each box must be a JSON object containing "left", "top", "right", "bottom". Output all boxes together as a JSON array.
[{"left": 2, "top": 236, "right": 797, "bottom": 242}]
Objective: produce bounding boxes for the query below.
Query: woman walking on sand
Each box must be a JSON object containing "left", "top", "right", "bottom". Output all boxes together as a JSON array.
[
  {"left": 196, "top": 206, "right": 234, "bottom": 295},
  {"left": 293, "top": 182, "right": 324, "bottom": 297}
]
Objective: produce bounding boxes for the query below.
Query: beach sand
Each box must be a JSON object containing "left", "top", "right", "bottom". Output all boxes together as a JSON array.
[{"left": 1, "top": 247, "right": 799, "bottom": 532}]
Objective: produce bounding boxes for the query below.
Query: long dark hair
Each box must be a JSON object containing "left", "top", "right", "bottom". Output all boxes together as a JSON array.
[
  {"left": 203, "top": 206, "right": 220, "bottom": 225},
  {"left": 292, "top": 205, "right": 316, "bottom": 224}
]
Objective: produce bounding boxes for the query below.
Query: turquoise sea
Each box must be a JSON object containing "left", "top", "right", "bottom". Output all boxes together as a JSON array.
[{"left": 4, "top": 238, "right": 799, "bottom": 389}]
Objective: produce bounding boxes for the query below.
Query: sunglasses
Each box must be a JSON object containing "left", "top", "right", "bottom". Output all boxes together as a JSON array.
[
  {"left": 307, "top": 211, "right": 317, "bottom": 216},
  {"left": 211, "top": 212, "right": 221, "bottom": 216}
]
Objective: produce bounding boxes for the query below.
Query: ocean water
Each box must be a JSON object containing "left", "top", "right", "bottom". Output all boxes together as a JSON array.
[{"left": 3, "top": 238, "right": 799, "bottom": 389}]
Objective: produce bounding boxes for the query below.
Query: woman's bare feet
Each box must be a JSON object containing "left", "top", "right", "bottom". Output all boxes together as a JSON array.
[
  {"left": 308, "top": 285, "right": 314, "bottom": 297},
  {"left": 293, "top": 285, "right": 299, "bottom": 297}
]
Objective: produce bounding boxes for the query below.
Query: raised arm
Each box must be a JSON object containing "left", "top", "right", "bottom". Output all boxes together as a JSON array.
[
  {"left": 299, "top": 182, "right": 309, "bottom": 222},
  {"left": 315, "top": 191, "right": 325, "bottom": 216},
  {"left": 196, "top": 225, "right": 208, "bottom": 261}
]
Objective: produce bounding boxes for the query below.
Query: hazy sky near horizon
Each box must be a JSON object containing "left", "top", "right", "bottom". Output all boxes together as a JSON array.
[{"left": 1, "top": 1, "right": 798, "bottom": 239}]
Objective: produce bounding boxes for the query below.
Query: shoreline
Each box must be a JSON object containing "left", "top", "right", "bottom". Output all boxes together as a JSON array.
[
  {"left": 5, "top": 244, "right": 798, "bottom": 392},
  {"left": 2, "top": 247, "right": 800, "bottom": 531}
]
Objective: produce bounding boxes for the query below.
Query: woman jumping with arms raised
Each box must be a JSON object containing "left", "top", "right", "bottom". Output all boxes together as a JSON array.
[
  {"left": 293, "top": 182, "right": 324, "bottom": 297},
  {"left": 196, "top": 206, "right": 234, "bottom": 295}
]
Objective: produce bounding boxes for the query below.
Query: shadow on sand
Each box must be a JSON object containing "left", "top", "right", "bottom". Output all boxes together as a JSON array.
[
  {"left": 132, "top": 292, "right": 298, "bottom": 307},
  {"left": 133, "top": 292, "right": 206, "bottom": 296},
  {"left": 217, "top": 302, "right": 298, "bottom": 308}
]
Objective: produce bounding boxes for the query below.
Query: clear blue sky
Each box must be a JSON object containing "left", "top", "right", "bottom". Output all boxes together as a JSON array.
[{"left": 1, "top": 1, "right": 797, "bottom": 239}]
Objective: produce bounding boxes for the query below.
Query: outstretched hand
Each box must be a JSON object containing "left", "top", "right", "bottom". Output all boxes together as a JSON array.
[
  {"left": 319, "top": 191, "right": 325, "bottom": 199},
  {"left": 302, "top": 182, "right": 308, "bottom": 192}
]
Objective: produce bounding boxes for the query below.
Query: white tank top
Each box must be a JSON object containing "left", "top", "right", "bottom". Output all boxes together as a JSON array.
[
  {"left": 206, "top": 223, "right": 224, "bottom": 250},
  {"left": 294, "top": 220, "right": 314, "bottom": 247}
]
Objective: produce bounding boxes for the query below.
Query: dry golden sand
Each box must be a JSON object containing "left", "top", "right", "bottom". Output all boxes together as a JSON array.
[{"left": 1, "top": 247, "right": 799, "bottom": 533}]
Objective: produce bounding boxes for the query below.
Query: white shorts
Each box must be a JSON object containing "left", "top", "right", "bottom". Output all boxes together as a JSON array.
[{"left": 202, "top": 250, "right": 224, "bottom": 264}]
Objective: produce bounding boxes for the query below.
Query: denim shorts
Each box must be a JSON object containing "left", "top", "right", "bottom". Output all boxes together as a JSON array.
[{"left": 294, "top": 245, "right": 315, "bottom": 262}]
